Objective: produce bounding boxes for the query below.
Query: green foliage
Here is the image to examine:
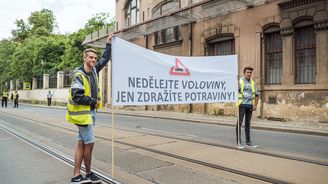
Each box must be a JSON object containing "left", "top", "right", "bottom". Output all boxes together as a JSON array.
[
  {"left": 84, "top": 13, "right": 115, "bottom": 34},
  {"left": 10, "top": 35, "right": 67, "bottom": 81},
  {"left": 28, "top": 9, "right": 57, "bottom": 36},
  {"left": 11, "top": 19, "right": 30, "bottom": 42},
  {"left": 0, "top": 10, "right": 115, "bottom": 89},
  {"left": 0, "top": 40, "right": 17, "bottom": 90},
  {"left": 60, "top": 29, "right": 87, "bottom": 70},
  {"left": 11, "top": 9, "right": 56, "bottom": 42}
]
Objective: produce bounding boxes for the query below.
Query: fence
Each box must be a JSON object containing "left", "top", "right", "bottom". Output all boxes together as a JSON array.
[
  {"left": 63, "top": 71, "right": 71, "bottom": 88},
  {"left": 36, "top": 77, "right": 43, "bottom": 89},
  {"left": 49, "top": 72, "right": 57, "bottom": 88}
]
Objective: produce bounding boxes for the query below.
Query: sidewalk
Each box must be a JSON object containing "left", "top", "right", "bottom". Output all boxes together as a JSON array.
[{"left": 26, "top": 103, "right": 328, "bottom": 136}]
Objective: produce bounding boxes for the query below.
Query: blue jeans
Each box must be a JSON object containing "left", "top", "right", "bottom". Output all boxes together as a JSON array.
[
  {"left": 236, "top": 105, "right": 253, "bottom": 144},
  {"left": 77, "top": 110, "right": 96, "bottom": 144}
]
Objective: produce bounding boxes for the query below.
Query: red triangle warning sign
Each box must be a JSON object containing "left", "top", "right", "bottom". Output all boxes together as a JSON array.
[{"left": 169, "top": 58, "right": 190, "bottom": 76}]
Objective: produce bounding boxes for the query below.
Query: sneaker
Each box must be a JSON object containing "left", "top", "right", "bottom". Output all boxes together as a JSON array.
[
  {"left": 86, "top": 172, "right": 102, "bottom": 183},
  {"left": 236, "top": 144, "right": 245, "bottom": 149},
  {"left": 246, "top": 142, "right": 258, "bottom": 148},
  {"left": 71, "top": 175, "right": 91, "bottom": 184}
]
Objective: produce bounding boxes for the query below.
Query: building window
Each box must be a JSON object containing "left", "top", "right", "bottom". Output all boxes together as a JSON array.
[
  {"left": 153, "top": 0, "right": 181, "bottom": 45},
  {"left": 155, "top": 26, "right": 181, "bottom": 45},
  {"left": 125, "top": 0, "right": 139, "bottom": 27},
  {"left": 264, "top": 31, "right": 282, "bottom": 84},
  {"left": 208, "top": 37, "right": 235, "bottom": 56},
  {"left": 295, "top": 25, "right": 316, "bottom": 84}
]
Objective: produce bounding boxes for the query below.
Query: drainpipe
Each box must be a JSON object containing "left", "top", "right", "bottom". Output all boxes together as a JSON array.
[
  {"left": 260, "top": 33, "right": 264, "bottom": 119},
  {"left": 145, "top": 35, "right": 149, "bottom": 111},
  {"left": 188, "top": 23, "right": 193, "bottom": 113}
]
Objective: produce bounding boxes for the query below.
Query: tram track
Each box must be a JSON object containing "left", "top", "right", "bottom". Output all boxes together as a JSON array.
[
  {"left": 1, "top": 111, "right": 327, "bottom": 184},
  {"left": 0, "top": 122, "right": 121, "bottom": 184},
  {"left": 2, "top": 110, "right": 327, "bottom": 167}
]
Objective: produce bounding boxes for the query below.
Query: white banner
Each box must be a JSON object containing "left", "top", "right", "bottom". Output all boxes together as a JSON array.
[{"left": 112, "top": 37, "right": 238, "bottom": 106}]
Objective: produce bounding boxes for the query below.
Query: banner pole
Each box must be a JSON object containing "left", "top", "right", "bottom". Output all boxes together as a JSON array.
[
  {"left": 111, "top": 104, "right": 115, "bottom": 179},
  {"left": 237, "top": 104, "right": 240, "bottom": 146},
  {"left": 111, "top": 37, "right": 115, "bottom": 179},
  {"left": 237, "top": 75, "right": 240, "bottom": 147}
]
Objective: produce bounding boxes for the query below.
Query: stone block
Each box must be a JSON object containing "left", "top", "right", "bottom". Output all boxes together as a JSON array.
[
  {"left": 289, "top": 11, "right": 298, "bottom": 21},
  {"left": 228, "top": 25, "right": 234, "bottom": 33},
  {"left": 221, "top": 26, "right": 228, "bottom": 33},
  {"left": 57, "top": 71, "right": 64, "bottom": 89},
  {"left": 43, "top": 74, "right": 49, "bottom": 90},
  {"left": 210, "top": 28, "right": 216, "bottom": 37},
  {"left": 314, "top": 10, "right": 328, "bottom": 21},
  {"left": 282, "top": 12, "right": 289, "bottom": 18},
  {"left": 297, "top": 9, "right": 307, "bottom": 17},
  {"left": 267, "top": 16, "right": 274, "bottom": 23},
  {"left": 307, "top": 7, "right": 316, "bottom": 16},
  {"left": 10, "top": 80, "right": 14, "bottom": 91},
  {"left": 32, "top": 78, "right": 37, "bottom": 90},
  {"left": 280, "top": 18, "right": 292, "bottom": 28},
  {"left": 274, "top": 15, "right": 281, "bottom": 23}
]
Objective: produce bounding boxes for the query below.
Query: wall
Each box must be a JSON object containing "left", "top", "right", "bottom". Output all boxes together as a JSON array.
[{"left": 14, "top": 88, "right": 69, "bottom": 105}]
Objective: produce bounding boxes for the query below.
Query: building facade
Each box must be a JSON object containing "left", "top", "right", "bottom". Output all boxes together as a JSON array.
[{"left": 86, "top": 0, "right": 328, "bottom": 122}]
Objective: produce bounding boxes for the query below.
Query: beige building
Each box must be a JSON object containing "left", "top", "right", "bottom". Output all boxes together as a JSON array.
[{"left": 84, "top": 0, "right": 328, "bottom": 122}]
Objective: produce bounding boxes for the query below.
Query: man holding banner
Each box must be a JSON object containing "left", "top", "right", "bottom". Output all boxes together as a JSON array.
[
  {"left": 236, "top": 67, "right": 259, "bottom": 149},
  {"left": 66, "top": 33, "right": 114, "bottom": 184}
]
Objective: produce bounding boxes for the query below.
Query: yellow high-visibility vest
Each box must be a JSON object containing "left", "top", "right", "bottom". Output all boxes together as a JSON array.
[
  {"left": 237, "top": 78, "right": 255, "bottom": 106},
  {"left": 66, "top": 71, "right": 102, "bottom": 125},
  {"left": 2, "top": 92, "right": 8, "bottom": 98}
]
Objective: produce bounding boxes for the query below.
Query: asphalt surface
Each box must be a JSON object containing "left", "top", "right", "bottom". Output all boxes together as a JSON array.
[
  {"left": 5, "top": 104, "right": 328, "bottom": 160},
  {"left": 0, "top": 120, "right": 73, "bottom": 184}
]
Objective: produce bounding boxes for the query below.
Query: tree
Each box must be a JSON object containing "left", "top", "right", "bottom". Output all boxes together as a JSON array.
[
  {"left": 2, "top": 10, "right": 115, "bottom": 88},
  {"left": 28, "top": 9, "right": 57, "bottom": 36},
  {"left": 11, "top": 19, "right": 30, "bottom": 42},
  {"left": 84, "top": 13, "right": 114, "bottom": 34},
  {"left": 60, "top": 13, "right": 115, "bottom": 70},
  {"left": 9, "top": 35, "right": 66, "bottom": 82},
  {"left": 11, "top": 9, "right": 57, "bottom": 41},
  {"left": 0, "top": 40, "right": 17, "bottom": 90},
  {"left": 59, "top": 30, "right": 87, "bottom": 70}
]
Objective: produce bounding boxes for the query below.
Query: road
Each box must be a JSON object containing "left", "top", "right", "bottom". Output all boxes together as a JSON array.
[
  {"left": 4, "top": 104, "right": 328, "bottom": 159},
  {"left": 1, "top": 104, "right": 328, "bottom": 184}
]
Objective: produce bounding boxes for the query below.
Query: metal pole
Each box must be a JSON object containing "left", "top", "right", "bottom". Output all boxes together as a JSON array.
[{"left": 111, "top": 106, "right": 115, "bottom": 179}]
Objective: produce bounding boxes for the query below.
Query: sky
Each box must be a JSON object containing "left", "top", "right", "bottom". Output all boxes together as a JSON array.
[{"left": 0, "top": 0, "right": 116, "bottom": 39}]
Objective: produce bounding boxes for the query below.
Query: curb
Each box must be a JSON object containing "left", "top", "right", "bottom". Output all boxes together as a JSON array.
[{"left": 98, "top": 111, "right": 328, "bottom": 137}]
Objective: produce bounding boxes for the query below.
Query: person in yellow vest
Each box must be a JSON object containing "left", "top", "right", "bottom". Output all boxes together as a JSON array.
[
  {"left": 236, "top": 67, "right": 260, "bottom": 149},
  {"left": 2, "top": 90, "right": 9, "bottom": 108},
  {"left": 66, "top": 33, "right": 114, "bottom": 184}
]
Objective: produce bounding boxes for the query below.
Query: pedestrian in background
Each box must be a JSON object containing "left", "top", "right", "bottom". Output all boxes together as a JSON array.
[
  {"left": 236, "top": 66, "right": 260, "bottom": 149},
  {"left": 2, "top": 90, "right": 8, "bottom": 108},
  {"left": 10, "top": 92, "right": 14, "bottom": 102},
  {"left": 47, "top": 91, "right": 54, "bottom": 106},
  {"left": 66, "top": 33, "right": 114, "bottom": 184},
  {"left": 13, "top": 91, "right": 19, "bottom": 108}
]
